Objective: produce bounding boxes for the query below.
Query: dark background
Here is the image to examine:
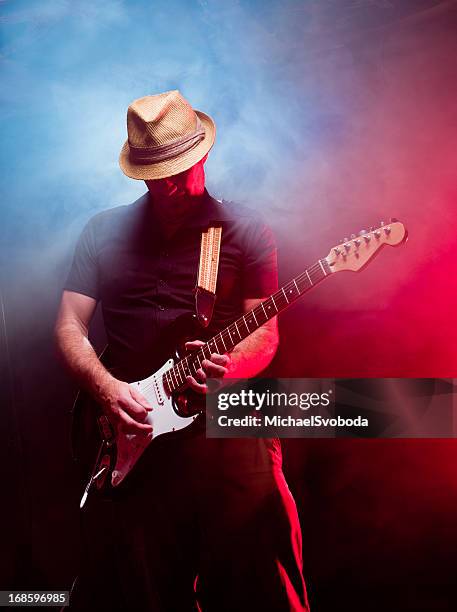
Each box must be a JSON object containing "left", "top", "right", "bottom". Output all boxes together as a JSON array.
[{"left": 2, "top": 1, "right": 457, "bottom": 610}]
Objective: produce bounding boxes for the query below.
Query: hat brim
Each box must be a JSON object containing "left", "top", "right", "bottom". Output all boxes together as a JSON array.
[{"left": 119, "top": 110, "right": 216, "bottom": 180}]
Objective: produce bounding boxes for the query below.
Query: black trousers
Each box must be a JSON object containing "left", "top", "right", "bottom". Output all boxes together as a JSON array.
[{"left": 71, "top": 421, "right": 309, "bottom": 612}]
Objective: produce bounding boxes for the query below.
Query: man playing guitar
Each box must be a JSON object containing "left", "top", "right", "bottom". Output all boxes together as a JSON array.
[{"left": 55, "top": 90, "right": 309, "bottom": 611}]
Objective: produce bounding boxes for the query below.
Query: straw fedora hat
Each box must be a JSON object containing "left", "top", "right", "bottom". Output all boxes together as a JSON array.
[{"left": 119, "top": 90, "right": 216, "bottom": 180}]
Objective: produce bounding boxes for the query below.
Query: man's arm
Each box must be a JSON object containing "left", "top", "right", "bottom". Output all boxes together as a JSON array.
[
  {"left": 55, "top": 290, "right": 153, "bottom": 435},
  {"left": 185, "top": 297, "right": 279, "bottom": 392},
  {"left": 227, "top": 297, "right": 278, "bottom": 378}
]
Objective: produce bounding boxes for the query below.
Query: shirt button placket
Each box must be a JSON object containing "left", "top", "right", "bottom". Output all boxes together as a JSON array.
[{"left": 157, "top": 248, "right": 169, "bottom": 312}]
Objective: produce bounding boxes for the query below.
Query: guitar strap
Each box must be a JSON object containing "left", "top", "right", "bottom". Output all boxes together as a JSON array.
[{"left": 194, "top": 225, "right": 222, "bottom": 327}]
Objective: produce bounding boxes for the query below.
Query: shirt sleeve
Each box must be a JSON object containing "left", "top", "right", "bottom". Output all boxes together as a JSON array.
[
  {"left": 241, "top": 217, "right": 278, "bottom": 299},
  {"left": 64, "top": 217, "right": 100, "bottom": 300}
]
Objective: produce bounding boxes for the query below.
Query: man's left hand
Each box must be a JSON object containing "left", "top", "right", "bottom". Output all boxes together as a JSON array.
[{"left": 184, "top": 339, "right": 231, "bottom": 394}]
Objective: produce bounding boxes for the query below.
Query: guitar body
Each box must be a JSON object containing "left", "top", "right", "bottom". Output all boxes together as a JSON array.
[{"left": 72, "top": 313, "right": 206, "bottom": 503}]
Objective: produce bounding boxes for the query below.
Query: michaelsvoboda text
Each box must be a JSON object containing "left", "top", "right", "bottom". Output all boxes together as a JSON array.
[{"left": 217, "top": 414, "right": 369, "bottom": 428}]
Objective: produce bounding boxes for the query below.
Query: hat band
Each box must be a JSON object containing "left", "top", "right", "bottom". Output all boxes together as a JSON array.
[{"left": 128, "top": 118, "right": 206, "bottom": 165}]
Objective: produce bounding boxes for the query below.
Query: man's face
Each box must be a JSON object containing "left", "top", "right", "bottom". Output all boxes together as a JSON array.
[{"left": 145, "top": 155, "right": 207, "bottom": 201}]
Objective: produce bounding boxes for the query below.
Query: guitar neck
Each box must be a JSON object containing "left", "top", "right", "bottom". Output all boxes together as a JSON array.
[{"left": 164, "top": 258, "right": 332, "bottom": 393}]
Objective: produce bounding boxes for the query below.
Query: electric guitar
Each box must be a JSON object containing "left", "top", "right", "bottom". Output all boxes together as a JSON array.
[{"left": 72, "top": 219, "right": 407, "bottom": 507}]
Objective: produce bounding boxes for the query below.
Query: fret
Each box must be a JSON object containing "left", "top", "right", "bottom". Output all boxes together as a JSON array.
[
  {"left": 182, "top": 359, "right": 191, "bottom": 377},
  {"left": 227, "top": 325, "right": 236, "bottom": 350},
  {"left": 220, "top": 334, "right": 227, "bottom": 351},
  {"left": 282, "top": 287, "right": 289, "bottom": 304},
  {"left": 170, "top": 368, "right": 178, "bottom": 388},
  {"left": 235, "top": 321, "right": 242, "bottom": 339},
  {"left": 176, "top": 365, "right": 184, "bottom": 386},
  {"left": 306, "top": 269, "right": 313, "bottom": 286},
  {"left": 286, "top": 283, "right": 298, "bottom": 299},
  {"left": 254, "top": 305, "right": 265, "bottom": 324},
  {"left": 170, "top": 368, "right": 177, "bottom": 390},
  {"left": 319, "top": 260, "right": 327, "bottom": 276},
  {"left": 164, "top": 371, "right": 171, "bottom": 393},
  {"left": 188, "top": 356, "right": 196, "bottom": 374},
  {"left": 311, "top": 270, "right": 322, "bottom": 285},
  {"left": 296, "top": 276, "right": 306, "bottom": 293},
  {"left": 271, "top": 295, "right": 278, "bottom": 312},
  {"left": 265, "top": 300, "right": 275, "bottom": 315},
  {"left": 227, "top": 329, "right": 234, "bottom": 349},
  {"left": 190, "top": 359, "right": 197, "bottom": 375},
  {"left": 180, "top": 362, "right": 186, "bottom": 378},
  {"left": 252, "top": 310, "right": 258, "bottom": 326},
  {"left": 191, "top": 358, "right": 198, "bottom": 375},
  {"left": 293, "top": 279, "right": 300, "bottom": 295},
  {"left": 243, "top": 317, "right": 250, "bottom": 334},
  {"left": 261, "top": 302, "right": 267, "bottom": 319}
]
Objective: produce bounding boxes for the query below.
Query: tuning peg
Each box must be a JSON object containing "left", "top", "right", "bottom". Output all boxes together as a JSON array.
[
  {"left": 374, "top": 230, "right": 381, "bottom": 238},
  {"left": 384, "top": 227, "right": 391, "bottom": 235},
  {"left": 350, "top": 233, "right": 356, "bottom": 239},
  {"left": 370, "top": 226, "right": 375, "bottom": 232},
  {"left": 344, "top": 243, "right": 351, "bottom": 251},
  {"left": 390, "top": 217, "right": 398, "bottom": 223},
  {"left": 363, "top": 234, "right": 371, "bottom": 243},
  {"left": 343, "top": 237, "right": 348, "bottom": 243},
  {"left": 333, "top": 247, "right": 341, "bottom": 255},
  {"left": 380, "top": 221, "right": 385, "bottom": 226},
  {"left": 354, "top": 239, "right": 361, "bottom": 247},
  {"left": 359, "top": 229, "right": 367, "bottom": 235}
]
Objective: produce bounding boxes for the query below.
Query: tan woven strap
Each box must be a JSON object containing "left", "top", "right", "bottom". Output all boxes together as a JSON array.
[{"left": 197, "top": 226, "right": 222, "bottom": 293}]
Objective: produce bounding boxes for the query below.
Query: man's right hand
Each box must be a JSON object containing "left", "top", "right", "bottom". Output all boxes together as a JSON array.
[
  {"left": 98, "top": 378, "right": 153, "bottom": 436},
  {"left": 55, "top": 291, "right": 153, "bottom": 436}
]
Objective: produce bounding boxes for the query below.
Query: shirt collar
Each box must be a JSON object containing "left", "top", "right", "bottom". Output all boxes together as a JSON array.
[
  {"left": 143, "top": 188, "right": 225, "bottom": 230},
  {"left": 186, "top": 189, "right": 225, "bottom": 229}
]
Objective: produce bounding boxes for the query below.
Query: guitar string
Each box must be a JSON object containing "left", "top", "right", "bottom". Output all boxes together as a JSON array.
[
  {"left": 139, "top": 259, "right": 328, "bottom": 397},
  {"left": 140, "top": 260, "right": 326, "bottom": 396},
  {"left": 137, "top": 229, "right": 394, "bottom": 396},
  {"left": 159, "top": 260, "right": 326, "bottom": 394}
]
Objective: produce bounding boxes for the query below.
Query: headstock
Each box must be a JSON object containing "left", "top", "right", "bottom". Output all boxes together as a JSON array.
[{"left": 325, "top": 219, "right": 407, "bottom": 273}]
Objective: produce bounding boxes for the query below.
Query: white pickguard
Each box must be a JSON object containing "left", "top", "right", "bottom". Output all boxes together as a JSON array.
[{"left": 111, "top": 358, "right": 197, "bottom": 487}]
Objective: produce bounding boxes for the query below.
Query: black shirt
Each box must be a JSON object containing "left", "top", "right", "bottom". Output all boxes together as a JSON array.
[{"left": 65, "top": 190, "right": 277, "bottom": 380}]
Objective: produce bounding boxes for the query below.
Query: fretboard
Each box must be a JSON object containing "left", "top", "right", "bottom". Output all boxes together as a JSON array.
[{"left": 163, "top": 258, "right": 331, "bottom": 393}]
